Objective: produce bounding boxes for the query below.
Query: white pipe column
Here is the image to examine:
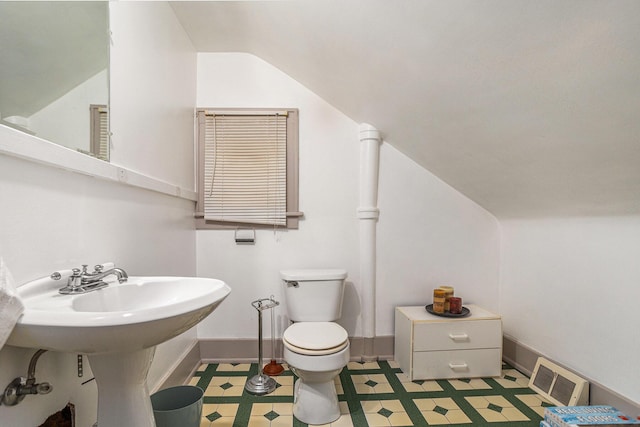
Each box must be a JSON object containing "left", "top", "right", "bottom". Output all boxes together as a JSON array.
[{"left": 357, "top": 123, "right": 382, "bottom": 362}]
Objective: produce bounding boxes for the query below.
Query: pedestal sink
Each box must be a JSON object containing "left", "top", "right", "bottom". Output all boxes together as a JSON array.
[{"left": 7, "top": 272, "right": 231, "bottom": 427}]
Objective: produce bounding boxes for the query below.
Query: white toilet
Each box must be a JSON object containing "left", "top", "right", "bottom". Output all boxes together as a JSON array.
[{"left": 280, "top": 269, "right": 350, "bottom": 425}]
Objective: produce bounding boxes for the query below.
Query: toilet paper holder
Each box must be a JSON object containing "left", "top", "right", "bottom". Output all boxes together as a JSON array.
[{"left": 235, "top": 228, "right": 255, "bottom": 244}]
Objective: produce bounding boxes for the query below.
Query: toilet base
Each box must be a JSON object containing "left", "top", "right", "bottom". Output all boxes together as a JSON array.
[
  {"left": 293, "top": 377, "right": 340, "bottom": 425},
  {"left": 283, "top": 327, "right": 350, "bottom": 425}
]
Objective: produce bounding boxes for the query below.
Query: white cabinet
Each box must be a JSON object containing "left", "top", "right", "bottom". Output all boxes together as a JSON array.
[{"left": 394, "top": 305, "right": 502, "bottom": 380}]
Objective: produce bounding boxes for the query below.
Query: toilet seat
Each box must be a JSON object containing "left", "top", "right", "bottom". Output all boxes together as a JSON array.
[{"left": 283, "top": 322, "right": 348, "bottom": 355}]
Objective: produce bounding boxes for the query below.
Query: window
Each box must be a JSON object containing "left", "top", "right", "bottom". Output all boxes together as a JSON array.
[
  {"left": 196, "top": 108, "right": 300, "bottom": 229},
  {"left": 89, "top": 104, "right": 109, "bottom": 161}
]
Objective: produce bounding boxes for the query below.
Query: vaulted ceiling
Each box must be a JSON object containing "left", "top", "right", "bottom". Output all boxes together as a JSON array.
[
  {"left": 171, "top": 0, "right": 640, "bottom": 218},
  {"left": 3, "top": 1, "right": 639, "bottom": 219}
]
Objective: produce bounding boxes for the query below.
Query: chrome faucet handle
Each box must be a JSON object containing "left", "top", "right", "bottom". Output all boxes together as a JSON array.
[
  {"left": 67, "top": 268, "right": 83, "bottom": 289},
  {"left": 50, "top": 272, "right": 62, "bottom": 280},
  {"left": 93, "top": 265, "right": 104, "bottom": 273}
]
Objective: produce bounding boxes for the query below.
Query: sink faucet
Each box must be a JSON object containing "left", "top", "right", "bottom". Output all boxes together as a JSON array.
[
  {"left": 54, "top": 264, "right": 128, "bottom": 295},
  {"left": 82, "top": 264, "right": 128, "bottom": 284}
]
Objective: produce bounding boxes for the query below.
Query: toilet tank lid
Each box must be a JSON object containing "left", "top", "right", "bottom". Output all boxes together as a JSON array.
[{"left": 280, "top": 269, "right": 347, "bottom": 281}]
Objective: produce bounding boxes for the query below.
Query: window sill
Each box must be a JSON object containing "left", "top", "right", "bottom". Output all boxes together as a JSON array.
[{"left": 195, "top": 213, "right": 302, "bottom": 230}]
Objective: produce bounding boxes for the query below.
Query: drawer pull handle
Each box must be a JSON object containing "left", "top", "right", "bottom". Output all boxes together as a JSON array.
[
  {"left": 448, "top": 333, "right": 469, "bottom": 341},
  {"left": 449, "top": 362, "right": 468, "bottom": 370}
]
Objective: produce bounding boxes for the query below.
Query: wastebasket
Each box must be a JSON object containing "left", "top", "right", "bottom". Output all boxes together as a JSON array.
[{"left": 150, "top": 385, "right": 204, "bottom": 427}]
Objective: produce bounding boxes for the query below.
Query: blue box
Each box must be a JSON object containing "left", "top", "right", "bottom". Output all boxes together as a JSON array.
[{"left": 544, "top": 406, "right": 640, "bottom": 427}]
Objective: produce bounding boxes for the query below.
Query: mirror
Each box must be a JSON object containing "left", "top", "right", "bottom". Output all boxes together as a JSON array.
[{"left": 0, "top": 1, "right": 109, "bottom": 160}]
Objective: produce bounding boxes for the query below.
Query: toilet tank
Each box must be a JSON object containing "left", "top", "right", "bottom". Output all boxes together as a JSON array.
[{"left": 281, "top": 269, "right": 347, "bottom": 322}]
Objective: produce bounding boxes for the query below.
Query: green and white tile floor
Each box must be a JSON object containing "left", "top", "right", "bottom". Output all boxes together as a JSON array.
[{"left": 189, "top": 361, "right": 553, "bottom": 427}]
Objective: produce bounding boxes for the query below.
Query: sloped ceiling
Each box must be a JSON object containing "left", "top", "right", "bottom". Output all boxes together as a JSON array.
[{"left": 171, "top": 0, "right": 640, "bottom": 218}]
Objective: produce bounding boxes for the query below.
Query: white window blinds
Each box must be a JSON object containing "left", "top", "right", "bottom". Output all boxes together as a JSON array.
[
  {"left": 90, "top": 104, "right": 109, "bottom": 161},
  {"left": 203, "top": 112, "right": 288, "bottom": 226}
]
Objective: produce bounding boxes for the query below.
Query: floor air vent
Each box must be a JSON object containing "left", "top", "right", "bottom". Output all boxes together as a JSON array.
[{"left": 528, "top": 357, "right": 589, "bottom": 406}]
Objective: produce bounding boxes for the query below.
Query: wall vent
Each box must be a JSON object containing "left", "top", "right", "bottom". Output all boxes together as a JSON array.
[{"left": 528, "top": 357, "right": 589, "bottom": 406}]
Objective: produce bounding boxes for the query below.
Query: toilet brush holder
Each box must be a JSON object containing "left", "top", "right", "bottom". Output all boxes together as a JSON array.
[{"left": 245, "top": 297, "right": 279, "bottom": 395}]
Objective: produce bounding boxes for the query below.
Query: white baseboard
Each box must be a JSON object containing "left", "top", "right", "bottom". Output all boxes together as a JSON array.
[
  {"left": 153, "top": 341, "right": 201, "bottom": 393},
  {"left": 198, "top": 336, "right": 395, "bottom": 363}
]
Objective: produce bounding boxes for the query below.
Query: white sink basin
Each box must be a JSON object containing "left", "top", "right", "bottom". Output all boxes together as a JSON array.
[
  {"left": 8, "top": 271, "right": 230, "bottom": 427},
  {"left": 9, "top": 275, "right": 230, "bottom": 354}
]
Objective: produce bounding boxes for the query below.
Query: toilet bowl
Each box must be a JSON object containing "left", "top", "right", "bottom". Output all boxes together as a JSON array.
[
  {"left": 283, "top": 322, "right": 350, "bottom": 425},
  {"left": 280, "top": 269, "right": 349, "bottom": 425}
]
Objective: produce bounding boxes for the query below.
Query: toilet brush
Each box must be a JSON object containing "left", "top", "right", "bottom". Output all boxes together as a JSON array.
[{"left": 263, "top": 295, "right": 284, "bottom": 376}]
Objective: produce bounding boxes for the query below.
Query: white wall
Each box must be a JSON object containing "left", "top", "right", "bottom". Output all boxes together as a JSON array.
[
  {"left": 0, "top": 3, "right": 199, "bottom": 426},
  {"left": 195, "top": 53, "right": 501, "bottom": 345},
  {"left": 500, "top": 217, "right": 640, "bottom": 404},
  {"left": 28, "top": 70, "right": 108, "bottom": 153},
  {"left": 109, "top": 1, "right": 197, "bottom": 191},
  {"left": 0, "top": 154, "right": 196, "bottom": 427},
  {"left": 377, "top": 145, "right": 501, "bottom": 335},
  {"left": 195, "top": 53, "right": 362, "bottom": 339}
]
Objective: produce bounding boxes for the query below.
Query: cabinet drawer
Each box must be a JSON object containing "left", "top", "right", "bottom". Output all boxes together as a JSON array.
[
  {"left": 413, "top": 319, "right": 501, "bottom": 352},
  {"left": 413, "top": 348, "right": 502, "bottom": 380}
]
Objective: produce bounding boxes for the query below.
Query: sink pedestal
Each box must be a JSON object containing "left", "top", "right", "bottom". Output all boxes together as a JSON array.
[{"left": 88, "top": 347, "right": 156, "bottom": 427}]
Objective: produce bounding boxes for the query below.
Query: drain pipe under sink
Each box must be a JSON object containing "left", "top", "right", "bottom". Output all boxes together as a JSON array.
[{"left": 358, "top": 123, "right": 382, "bottom": 362}]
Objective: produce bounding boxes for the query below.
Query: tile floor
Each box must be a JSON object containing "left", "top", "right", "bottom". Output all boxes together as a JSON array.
[{"left": 189, "top": 361, "right": 553, "bottom": 426}]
